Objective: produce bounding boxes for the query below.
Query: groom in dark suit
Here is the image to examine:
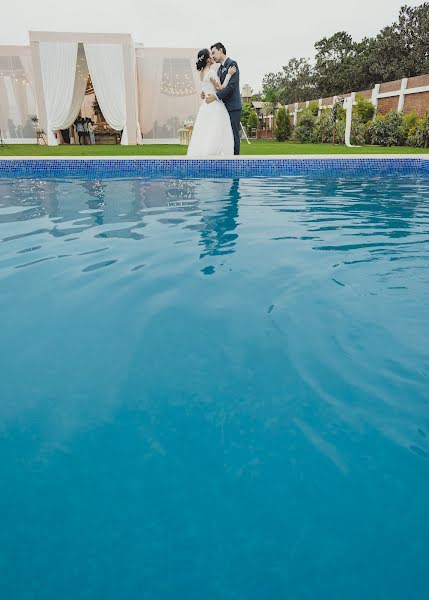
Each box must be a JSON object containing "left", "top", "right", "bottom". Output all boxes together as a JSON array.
[{"left": 204, "top": 42, "right": 242, "bottom": 155}]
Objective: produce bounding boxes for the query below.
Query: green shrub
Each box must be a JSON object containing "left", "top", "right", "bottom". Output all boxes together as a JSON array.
[
  {"left": 406, "top": 110, "right": 429, "bottom": 147},
  {"left": 406, "top": 120, "right": 423, "bottom": 146},
  {"left": 274, "top": 107, "right": 291, "bottom": 141},
  {"left": 399, "top": 110, "right": 423, "bottom": 146},
  {"left": 294, "top": 107, "right": 317, "bottom": 143},
  {"left": 368, "top": 110, "right": 404, "bottom": 146},
  {"left": 335, "top": 105, "right": 346, "bottom": 122},
  {"left": 350, "top": 120, "right": 369, "bottom": 145},
  {"left": 240, "top": 103, "right": 252, "bottom": 132},
  {"left": 308, "top": 101, "right": 319, "bottom": 116},
  {"left": 313, "top": 110, "right": 333, "bottom": 143},
  {"left": 353, "top": 95, "right": 375, "bottom": 123},
  {"left": 241, "top": 104, "right": 261, "bottom": 136},
  {"left": 247, "top": 110, "right": 259, "bottom": 136},
  {"left": 335, "top": 119, "right": 346, "bottom": 144},
  {"left": 331, "top": 100, "right": 346, "bottom": 144},
  {"left": 295, "top": 102, "right": 347, "bottom": 145},
  {"left": 401, "top": 110, "right": 419, "bottom": 140}
]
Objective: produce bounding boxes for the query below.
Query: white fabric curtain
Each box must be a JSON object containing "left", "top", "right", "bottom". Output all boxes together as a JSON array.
[
  {"left": 0, "top": 54, "right": 38, "bottom": 139},
  {"left": 136, "top": 48, "right": 200, "bottom": 141},
  {"left": 39, "top": 42, "right": 79, "bottom": 144},
  {"left": 4, "top": 77, "right": 21, "bottom": 132},
  {"left": 136, "top": 48, "right": 164, "bottom": 137},
  {"left": 0, "top": 76, "right": 11, "bottom": 137},
  {"left": 84, "top": 43, "right": 128, "bottom": 144},
  {"left": 61, "top": 46, "right": 88, "bottom": 130},
  {"left": 11, "top": 78, "right": 28, "bottom": 129},
  {"left": 20, "top": 55, "right": 38, "bottom": 118},
  {"left": 20, "top": 55, "right": 36, "bottom": 92}
]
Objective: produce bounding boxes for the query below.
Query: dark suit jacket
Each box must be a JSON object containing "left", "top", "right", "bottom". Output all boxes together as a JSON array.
[{"left": 216, "top": 57, "right": 242, "bottom": 112}]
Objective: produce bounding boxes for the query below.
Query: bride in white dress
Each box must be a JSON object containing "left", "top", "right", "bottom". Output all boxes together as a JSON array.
[{"left": 187, "top": 49, "right": 235, "bottom": 157}]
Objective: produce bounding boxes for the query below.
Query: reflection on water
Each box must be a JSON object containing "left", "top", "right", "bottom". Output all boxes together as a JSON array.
[
  {"left": 1, "top": 175, "right": 429, "bottom": 599},
  {"left": 1, "top": 176, "right": 427, "bottom": 252},
  {"left": 199, "top": 179, "right": 240, "bottom": 262}
]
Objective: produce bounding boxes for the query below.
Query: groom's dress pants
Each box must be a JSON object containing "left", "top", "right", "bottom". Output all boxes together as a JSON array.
[{"left": 229, "top": 109, "right": 242, "bottom": 155}]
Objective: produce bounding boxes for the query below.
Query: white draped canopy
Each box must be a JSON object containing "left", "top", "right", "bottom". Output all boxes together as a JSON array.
[
  {"left": 136, "top": 48, "right": 200, "bottom": 141},
  {"left": 84, "top": 43, "right": 128, "bottom": 144},
  {"left": 39, "top": 41, "right": 130, "bottom": 144},
  {"left": 62, "top": 46, "right": 88, "bottom": 134},
  {"left": 1, "top": 34, "right": 199, "bottom": 145},
  {"left": 39, "top": 42, "right": 80, "bottom": 144},
  {"left": 0, "top": 53, "right": 38, "bottom": 140}
]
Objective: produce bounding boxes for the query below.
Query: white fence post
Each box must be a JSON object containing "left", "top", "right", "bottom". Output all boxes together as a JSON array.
[
  {"left": 318, "top": 98, "right": 323, "bottom": 117},
  {"left": 344, "top": 94, "right": 360, "bottom": 147},
  {"left": 293, "top": 102, "right": 299, "bottom": 126},
  {"left": 398, "top": 78, "right": 408, "bottom": 112},
  {"left": 371, "top": 84, "right": 380, "bottom": 114}
]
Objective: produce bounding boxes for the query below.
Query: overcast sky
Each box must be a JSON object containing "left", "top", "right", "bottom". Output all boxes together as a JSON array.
[{"left": 1, "top": 0, "right": 424, "bottom": 92}]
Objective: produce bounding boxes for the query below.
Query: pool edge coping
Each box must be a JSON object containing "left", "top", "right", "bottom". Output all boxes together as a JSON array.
[{"left": 1, "top": 154, "right": 429, "bottom": 161}]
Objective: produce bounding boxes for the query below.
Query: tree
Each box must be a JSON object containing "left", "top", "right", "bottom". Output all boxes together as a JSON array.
[
  {"left": 274, "top": 107, "right": 291, "bottom": 141},
  {"left": 261, "top": 3, "right": 429, "bottom": 101},
  {"left": 241, "top": 104, "right": 259, "bottom": 136},
  {"left": 261, "top": 87, "right": 280, "bottom": 131},
  {"left": 240, "top": 102, "right": 252, "bottom": 132},
  {"left": 263, "top": 57, "right": 318, "bottom": 105},
  {"left": 294, "top": 108, "right": 317, "bottom": 143},
  {"left": 370, "top": 4, "right": 429, "bottom": 81},
  {"left": 248, "top": 110, "right": 259, "bottom": 136},
  {"left": 314, "top": 31, "right": 357, "bottom": 96}
]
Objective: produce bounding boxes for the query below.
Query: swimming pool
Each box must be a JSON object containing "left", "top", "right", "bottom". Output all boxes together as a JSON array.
[{"left": 1, "top": 162, "right": 428, "bottom": 598}]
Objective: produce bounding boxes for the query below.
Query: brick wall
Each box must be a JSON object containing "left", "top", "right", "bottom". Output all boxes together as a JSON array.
[
  {"left": 407, "top": 74, "right": 429, "bottom": 89},
  {"left": 379, "top": 79, "right": 402, "bottom": 93},
  {"left": 284, "top": 74, "right": 429, "bottom": 120},
  {"left": 377, "top": 96, "right": 400, "bottom": 114},
  {"left": 359, "top": 89, "right": 372, "bottom": 99},
  {"left": 403, "top": 91, "right": 429, "bottom": 116}
]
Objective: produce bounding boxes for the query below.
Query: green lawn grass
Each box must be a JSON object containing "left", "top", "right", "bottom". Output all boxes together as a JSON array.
[{"left": 1, "top": 140, "right": 428, "bottom": 156}]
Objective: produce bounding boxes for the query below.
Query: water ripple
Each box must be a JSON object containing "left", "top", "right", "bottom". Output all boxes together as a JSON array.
[{"left": 1, "top": 174, "right": 429, "bottom": 597}]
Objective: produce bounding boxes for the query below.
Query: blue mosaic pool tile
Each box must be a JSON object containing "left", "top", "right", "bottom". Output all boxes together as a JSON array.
[{"left": 0, "top": 158, "right": 427, "bottom": 179}]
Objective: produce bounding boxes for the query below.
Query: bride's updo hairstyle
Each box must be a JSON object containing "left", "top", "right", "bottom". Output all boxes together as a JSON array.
[{"left": 196, "top": 49, "right": 210, "bottom": 71}]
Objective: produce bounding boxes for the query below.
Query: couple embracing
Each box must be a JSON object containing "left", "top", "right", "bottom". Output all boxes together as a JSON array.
[{"left": 187, "top": 42, "right": 242, "bottom": 157}]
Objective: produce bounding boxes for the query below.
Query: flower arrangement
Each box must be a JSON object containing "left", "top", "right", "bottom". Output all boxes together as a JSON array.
[{"left": 30, "top": 115, "right": 45, "bottom": 134}]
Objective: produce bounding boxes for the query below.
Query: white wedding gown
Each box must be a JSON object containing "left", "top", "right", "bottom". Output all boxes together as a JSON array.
[{"left": 187, "top": 66, "right": 234, "bottom": 157}]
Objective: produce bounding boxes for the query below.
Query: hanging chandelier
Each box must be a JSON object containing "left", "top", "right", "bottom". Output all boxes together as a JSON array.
[{"left": 160, "top": 57, "right": 196, "bottom": 97}]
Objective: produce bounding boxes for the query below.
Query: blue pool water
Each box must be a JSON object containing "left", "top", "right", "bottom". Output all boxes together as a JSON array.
[{"left": 0, "top": 174, "right": 429, "bottom": 599}]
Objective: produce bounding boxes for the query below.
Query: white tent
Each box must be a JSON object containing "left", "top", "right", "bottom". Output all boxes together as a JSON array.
[
  {"left": 29, "top": 31, "right": 140, "bottom": 145},
  {"left": 0, "top": 45, "right": 38, "bottom": 143},
  {"left": 136, "top": 47, "right": 200, "bottom": 143},
  {"left": 0, "top": 32, "right": 201, "bottom": 145}
]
